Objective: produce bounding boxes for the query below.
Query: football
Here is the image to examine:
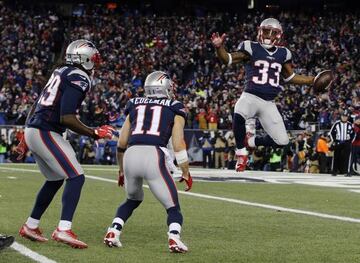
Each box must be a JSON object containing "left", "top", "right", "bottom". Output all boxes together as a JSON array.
[{"left": 313, "top": 70, "right": 334, "bottom": 93}]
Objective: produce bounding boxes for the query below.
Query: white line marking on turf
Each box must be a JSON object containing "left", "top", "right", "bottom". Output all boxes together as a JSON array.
[
  {"left": 11, "top": 242, "right": 57, "bottom": 263},
  {"left": 2, "top": 166, "right": 360, "bottom": 224}
]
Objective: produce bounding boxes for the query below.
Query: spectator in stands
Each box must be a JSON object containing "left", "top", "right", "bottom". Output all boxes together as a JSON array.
[
  {"left": 196, "top": 109, "right": 207, "bottom": 130},
  {"left": 207, "top": 109, "right": 218, "bottom": 130}
]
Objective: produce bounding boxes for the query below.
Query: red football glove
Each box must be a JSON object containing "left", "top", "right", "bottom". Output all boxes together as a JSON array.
[
  {"left": 211, "top": 32, "right": 226, "bottom": 48},
  {"left": 94, "top": 125, "right": 115, "bottom": 140},
  {"left": 118, "top": 171, "right": 124, "bottom": 187},
  {"left": 179, "top": 172, "right": 193, "bottom": 192},
  {"left": 15, "top": 135, "right": 28, "bottom": 161}
]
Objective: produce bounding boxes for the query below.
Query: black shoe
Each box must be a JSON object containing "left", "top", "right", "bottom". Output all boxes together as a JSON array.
[
  {"left": 0, "top": 235, "right": 15, "bottom": 250},
  {"left": 331, "top": 173, "right": 337, "bottom": 176},
  {"left": 345, "top": 173, "right": 352, "bottom": 177}
]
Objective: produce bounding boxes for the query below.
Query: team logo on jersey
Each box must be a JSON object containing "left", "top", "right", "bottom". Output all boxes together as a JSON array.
[{"left": 71, "top": 80, "right": 88, "bottom": 90}]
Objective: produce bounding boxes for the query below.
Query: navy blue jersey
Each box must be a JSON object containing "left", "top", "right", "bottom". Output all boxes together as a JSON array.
[
  {"left": 125, "top": 97, "right": 187, "bottom": 147},
  {"left": 28, "top": 66, "right": 91, "bottom": 134},
  {"left": 238, "top": 41, "right": 292, "bottom": 100}
]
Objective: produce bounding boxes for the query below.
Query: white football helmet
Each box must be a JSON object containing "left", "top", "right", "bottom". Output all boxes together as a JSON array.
[
  {"left": 257, "top": 18, "right": 283, "bottom": 49},
  {"left": 144, "top": 71, "right": 174, "bottom": 99},
  {"left": 65, "top": 39, "right": 101, "bottom": 71}
]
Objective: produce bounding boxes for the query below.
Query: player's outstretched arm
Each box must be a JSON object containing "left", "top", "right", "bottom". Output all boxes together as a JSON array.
[
  {"left": 116, "top": 116, "right": 131, "bottom": 187},
  {"left": 281, "top": 63, "right": 315, "bottom": 85},
  {"left": 211, "top": 32, "right": 249, "bottom": 65},
  {"left": 172, "top": 116, "right": 192, "bottom": 191}
]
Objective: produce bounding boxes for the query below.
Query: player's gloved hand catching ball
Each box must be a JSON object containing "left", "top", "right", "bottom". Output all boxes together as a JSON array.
[
  {"left": 15, "top": 133, "right": 28, "bottom": 160},
  {"left": 118, "top": 171, "right": 124, "bottom": 187},
  {"left": 211, "top": 32, "right": 226, "bottom": 48},
  {"left": 179, "top": 172, "right": 193, "bottom": 192},
  {"left": 94, "top": 125, "right": 115, "bottom": 140}
]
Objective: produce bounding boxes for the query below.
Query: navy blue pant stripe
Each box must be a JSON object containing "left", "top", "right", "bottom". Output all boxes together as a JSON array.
[
  {"left": 156, "top": 148, "right": 179, "bottom": 206},
  {"left": 40, "top": 131, "right": 78, "bottom": 178}
]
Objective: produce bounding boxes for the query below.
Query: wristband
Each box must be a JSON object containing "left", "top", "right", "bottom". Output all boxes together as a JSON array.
[
  {"left": 174, "top": 149, "right": 188, "bottom": 164},
  {"left": 117, "top": 147, "right": 126, "bottom": 153}
]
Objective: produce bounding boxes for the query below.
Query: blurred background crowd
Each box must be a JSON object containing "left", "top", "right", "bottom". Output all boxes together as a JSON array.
[{"left": 0, "top": 0, "right": 359, "bottom": 172}]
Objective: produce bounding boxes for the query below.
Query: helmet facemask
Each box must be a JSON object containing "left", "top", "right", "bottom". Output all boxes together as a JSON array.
[{"left": 257, "top": 26, "right": 282, "bottom": 49}]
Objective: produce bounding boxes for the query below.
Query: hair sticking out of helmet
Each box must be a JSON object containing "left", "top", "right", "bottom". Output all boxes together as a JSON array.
[
  {"left": 144, "top": 71, "right": 174, "bottom": 99},
  {"left": 257, "top": 18, "right": 283, "bottom": 49},
  {"left": 65, "top": 39, "right": 100, "bottom": 71}
]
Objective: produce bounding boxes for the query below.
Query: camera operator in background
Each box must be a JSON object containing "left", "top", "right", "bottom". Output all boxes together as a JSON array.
[
  {"left": 199, "top": 131, "right": 213, "bottom": 168},
  {"left": 213, "top": 131, "right": 227, "bottom": 169},
  {"left": 316, "top": 132, "right": 330, "bottom": 173}
]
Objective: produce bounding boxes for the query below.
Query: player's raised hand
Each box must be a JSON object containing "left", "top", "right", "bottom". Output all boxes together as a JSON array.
[
  {"left": 118, "top": 171, "right": 125, "bottom": 187},
  {"left": 94, "top": 125, "right": 115, "bottom": 140},
  {"left": 15, "top": 134, "right": 28, "bottom": 160},
  {"left": 211, "top": 32, "right": 226, "bottom": 48},
  {"left": 179, "top": 172, "right": 193, "bottom": 192}
]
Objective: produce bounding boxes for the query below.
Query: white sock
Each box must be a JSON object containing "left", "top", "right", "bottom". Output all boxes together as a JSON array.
[
  {"left": 235, "top": 148, "right": 248, "bottom": 156},
  {"left": 169, "top": 223, "right": 181, "bottom": 235},
  {"left": 58, "top": 220, "right": 72, "bottom": 231},
  {"left": 248, "top": 136, "right": 256, "bottom": 148},
  {"left": 26, "top": 217, "right": 40, "bottom": 229},
  {"left": 112, "top": 217, "right": 125, "bottom": 229}
]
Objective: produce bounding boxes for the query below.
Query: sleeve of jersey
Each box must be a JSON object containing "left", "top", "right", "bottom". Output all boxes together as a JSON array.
[
  {"left": 124, "top": 100, "right": 134, "bottom": 116},
  {"left": 284, "top": 48, "right": 292, "bottom": 63},
  {"left": 236, "top": 40, "right": 253, "bottom": 57},
  {"left": 171, "top": 101, "right": 187, "bottom": 120},
  {"left": 60, "top": 84, "right": 85, "bottom": 116},
  {"left": 66, "top": 73, "right": 90, "bottom": 93}
]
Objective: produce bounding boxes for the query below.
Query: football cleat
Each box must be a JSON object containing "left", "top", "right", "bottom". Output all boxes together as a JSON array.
[
  {"left": 19, "top": 224, "right": 48, "bottom": 242},
  {"left": 104, "top": 227, "right": 122, "bottom": 248},
  {"left": 168, "top": 233, "right": 188, "bottom": 253},
  {"left": 51, "top": 228, "right": 88, "bottom": 249},
  {"left": 235, "top": 154, "right": 248, "bottom": 172}
]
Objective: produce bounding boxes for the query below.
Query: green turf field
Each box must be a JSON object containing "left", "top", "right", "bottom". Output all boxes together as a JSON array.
[{"left": 1, "top": 164, "right": 360, "bottom": 263}]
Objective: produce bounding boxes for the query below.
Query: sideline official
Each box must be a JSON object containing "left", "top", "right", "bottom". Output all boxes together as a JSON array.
[{"left": 329, "top": 110, "right": 354, "bottom": 176}]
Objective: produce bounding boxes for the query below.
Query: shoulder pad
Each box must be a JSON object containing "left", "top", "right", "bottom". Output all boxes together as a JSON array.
[
  {"left": 124, "top": 100, "right": 134, "bottom": 115},
  {"left": 237, "top": 40, "right": 253, "bottom": 56},
  {"left": 171, "top": 100, "right": 187, "bottom": 119}
]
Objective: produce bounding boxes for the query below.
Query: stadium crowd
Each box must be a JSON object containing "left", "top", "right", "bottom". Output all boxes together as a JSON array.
[{"left": 0, "top": 2, "right": 359, "bottom": 172}]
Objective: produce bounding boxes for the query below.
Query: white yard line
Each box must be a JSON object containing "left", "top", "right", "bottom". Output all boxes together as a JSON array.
[
  {"left": 2, "top": 166, "right": 360, "bottom": 225},
  {"left": 10, "top": 242, "right": 57, "bottom": 263}
]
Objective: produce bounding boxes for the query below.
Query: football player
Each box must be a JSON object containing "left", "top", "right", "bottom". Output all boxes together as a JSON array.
[
  {"left": 104, "top": 71, "right": 192, "bottom": 253},
  {"left": 211, "top": 18, "right": 328, "bottom": 172},
  {"left": 16, "top": 40, "right": 115, "bottom": 248}
]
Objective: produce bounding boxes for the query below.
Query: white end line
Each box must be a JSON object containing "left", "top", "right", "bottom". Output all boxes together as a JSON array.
[{"left": 11, "top": 242, "right": 57, "bottom": 263}]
